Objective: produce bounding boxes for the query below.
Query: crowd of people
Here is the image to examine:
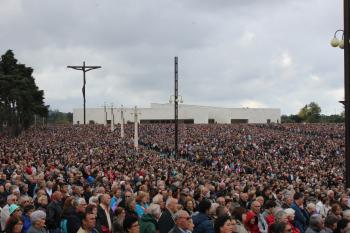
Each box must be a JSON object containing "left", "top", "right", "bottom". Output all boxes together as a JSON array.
[{"left": 0, "top": 123, "right": 347, "bottom": 233}]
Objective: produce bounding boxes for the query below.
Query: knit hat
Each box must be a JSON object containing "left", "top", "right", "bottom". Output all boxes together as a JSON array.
[{"left": 30, "top": 210, "right": 46, "bottom": 223}]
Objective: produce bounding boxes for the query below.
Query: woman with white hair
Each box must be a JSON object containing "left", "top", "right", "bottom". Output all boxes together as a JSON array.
[
  {"left": 28, "top": 210, "right": 47, "bottom": 233},
  {"left": 285, "top": 208, "right": 300, "bottom": 233}
]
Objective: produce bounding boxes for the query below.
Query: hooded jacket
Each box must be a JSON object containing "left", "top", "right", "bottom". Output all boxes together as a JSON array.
[{"left": 140, "top": 213, "right": 158, "bottom": 233}]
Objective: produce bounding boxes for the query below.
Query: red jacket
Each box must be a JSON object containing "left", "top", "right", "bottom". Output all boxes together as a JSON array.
[{"left": 244, "top": 211, "right": 261, "bottom": 233}]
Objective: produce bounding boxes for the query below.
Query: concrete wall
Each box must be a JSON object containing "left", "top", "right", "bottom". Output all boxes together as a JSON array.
[{"left": 73, "top": 103, "right": 281, "bottom": 124}]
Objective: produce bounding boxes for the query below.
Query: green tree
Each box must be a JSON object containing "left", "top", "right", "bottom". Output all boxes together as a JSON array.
[
  {"left": 47, "top": 110, "right": 73, "bottom": 124},
  {"left": 297, "top": 102, "right": 321, "bottom": 123},
  {"left": 0, "top": 50, "right": 48, "bottom": 135}
]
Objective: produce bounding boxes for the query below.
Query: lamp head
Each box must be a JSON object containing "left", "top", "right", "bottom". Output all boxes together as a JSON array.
[{"left": 331, "top": 37, "right": 340, "bottom": 47}]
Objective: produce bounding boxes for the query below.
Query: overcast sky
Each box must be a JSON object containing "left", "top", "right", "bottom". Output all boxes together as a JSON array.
[{"left": 0, "top": 0, "right": 345, "bottom": 114}]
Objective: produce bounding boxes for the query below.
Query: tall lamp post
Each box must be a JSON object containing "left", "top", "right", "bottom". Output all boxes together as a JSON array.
[
  {"left": 67, "top": 62, "right": 101, "bottom": 125},
  {"left": 169, "top": 57, "right": 184, "bottom": 159},
  {"left": 330, "top": 0, "right": 350, "bottom": 188}
]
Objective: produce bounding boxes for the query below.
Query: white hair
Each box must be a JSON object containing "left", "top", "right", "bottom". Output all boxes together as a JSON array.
[
  {"left": 147, "top": 204, "right": 161, "bottom": 218},
  {"left": 174, "top": 210, "right": 189, "bottom": 221},
  {"left": 284, "top": 208, "right": 295, "bottom": 216},
  {"left": 166, "top": 197, "right": 176, "bottom": 207},
  {"left": 89, "top": 196, "right": 99, "bottom": 204},
  {"left": 307, "top": 203, "right": 316, "bottom": 210},
  {"left": 152, "top": 194, "right": 163, "bottom": 205}
]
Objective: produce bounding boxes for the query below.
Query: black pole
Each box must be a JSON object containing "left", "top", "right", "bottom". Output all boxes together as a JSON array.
[
  {"left": 175, "top": 56, "right": 179, "bottom": 159},
  {"left": 83, "top": 61, "right": 86, "bottom": 125},
  {"left": 344, "top": 0, "right": 350, "bottom": 188},
  {"left": 67, "top": 62, "right": 101, "bottom": 125}
]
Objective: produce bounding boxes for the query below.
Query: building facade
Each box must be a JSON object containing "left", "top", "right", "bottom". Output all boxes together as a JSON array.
[{"left": 73, "top": 103, "right": 281, "bottom": 125}]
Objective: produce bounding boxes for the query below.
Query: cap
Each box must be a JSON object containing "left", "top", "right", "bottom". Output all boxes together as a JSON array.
[{"left": 9, "top": 204, "right": 20, "bottom": 215}]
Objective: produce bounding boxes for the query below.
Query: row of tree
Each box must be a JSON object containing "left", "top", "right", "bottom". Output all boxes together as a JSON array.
[
  {"left": 0, "top": 50, "right": 48, "bottom": 135},
  {"left": 47, "top": 110, "right": 73, "bottom": 124},
  {"left": 281, "top": 102, "right": 344, "bottom": 123}
]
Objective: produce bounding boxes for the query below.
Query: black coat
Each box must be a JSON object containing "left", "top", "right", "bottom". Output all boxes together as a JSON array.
[
  {"left": 67, "top": 210, "right": 84, "bottom": 233},
  {"left": 97, "top": 205, "right": 114, "bottom": 232},
  {"left": 46, "top": 201, "right": 62, "bottom": 230},
  {"left": 158, "top": 209, "right": 175, "bottom": 233}
]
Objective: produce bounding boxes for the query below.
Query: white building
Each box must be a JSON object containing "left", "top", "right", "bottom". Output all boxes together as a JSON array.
[{"left": 73, "top": 103, "right": 281, "bottom": 124}]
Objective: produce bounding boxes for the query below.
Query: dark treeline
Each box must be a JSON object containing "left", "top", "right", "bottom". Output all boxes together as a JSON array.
[{"left": 0, "top": 50, "right": 48, "bottom": 136}]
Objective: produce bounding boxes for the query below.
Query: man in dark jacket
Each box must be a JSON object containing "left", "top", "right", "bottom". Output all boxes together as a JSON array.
[
  {"left": 158, "top": 197, "right": 178, "bottom": 233},
  {"left": 97, "top": 194, "right": 113, "bottom": 233},
  {"left": 291, "top": 192, "right": 309, "bottom": 233},
  {"left": 140, "top": 203, "right": 161, "bottom": 233},
  {"left": 46, "top": 191, "right": 63, "bottom": 233},
  {"left": 67, "top": 197, "right": 87, "bottom": 233},
  {"left": 192, "top": 199, "right": 214, "bottom": 233}
]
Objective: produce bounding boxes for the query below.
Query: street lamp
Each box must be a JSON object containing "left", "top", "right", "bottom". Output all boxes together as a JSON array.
[
  {"left": 331, "top": 30, "right": 346, "bottom": 49},
  {"left": 330, "top": 0, "right": 350, "bottom": 188},
  {"left": 169, "top": 95, "right": 184, "bottom": 104},
  {"left": 171, "top": 57, "right": 181, "bottom": 159}
]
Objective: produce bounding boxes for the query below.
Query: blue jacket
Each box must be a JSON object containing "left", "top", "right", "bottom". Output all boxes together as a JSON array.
[
  {"left": 22, "top": 214, "right": 31, "bottom": 233},
  {"left": 291, "top": 203, "right": 308, "bottom": 233},
  {"left": 192, "top": 212, "right": 214, "bottom": 233}
]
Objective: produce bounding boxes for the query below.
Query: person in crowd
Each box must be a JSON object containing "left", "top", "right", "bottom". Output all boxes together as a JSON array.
[
  {"left": 322, "top": 215, "right": 338, "bottom": 233},
  {"left": 113, "top": 207, "right": 126, "bottom": 233},
  {"left": 192, "top": 199, "right": 214, "bottom": 233},
  {"left": 28, "top": 210, "right": 47, "bottom": 233},
  {"left": 274, "top": 210, "right": 288, "bottom": 225},
  {"left": 5, "top": 216, "right": 23, "bottom": 233},
  {"left": 139, "top": 203, "right": 161, "bottom": 233},
  {"left": 184, "top": 199, "right": 195, "bottom": 216},
  {"left": 168, "top": 210, "right": 193, "bottom": 233},
  {"left": 22, "top": 204, "right": 35, "bottom": 233},
  {"left": 124, "top": 197, "right": 138, "bottom": 221},
  {"left": 291, "top": 193, "right": 308, "bottom": 233},
  {"left": 97, "top": 194, "right": 113, "bottom": 233},
  {"left": 1, "top": 194, "right": 17, "bottom": 231},
  {"left": 231, "top": 207, "right": 248, "bottom": 233},
  {"left": 270, "top": 222, "right": 292, "bottom": 233},
  {"left": 328, "top": 204, "right": 342, "bottom": 221},
  {"left": 77, "top": 206, "right": 99, "bottom": 233},
  {"left": 123, "top": 215, "right": 140, "bottom": 233},
  {"left": 245, "top": 201, "right": 268, "bottom": 233},
  {"left": 67, "top": 197, "right": 87, "bottom": 233},
  {"left": 37, "top": 196, "right": 48, "bottom": 212},
  {"left": 158, "top": 197, "right": 178, "bottom": 233},
  {"left": 135, "top": 192, "right": 149, "bottom": 218},
  {"left": 305, "top": 215, "right": 324, "bottom": 233},
  {"left": 284, "top": 208, "right": 300, "bottom": 233},
  {"left": 316, "top": 195, "right": 329, "bottom": 219},
  {"left": 214, "top": 215, "right": 237, "bottom": 233},
  {"left": 110, "top": 186, "right": 122, "bottom": 212},
  {"left": 343, "top": 210, "right": 350, "bottom": 221},
  {"left": 46, "top": 191, "right": 63, "bottom": 233},
  {"left": 262, "top": 200, "right": 277, "bottom": 227}
]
